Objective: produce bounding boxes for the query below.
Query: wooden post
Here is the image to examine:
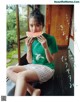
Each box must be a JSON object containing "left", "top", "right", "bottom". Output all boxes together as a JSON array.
[
  {"left": 27, "top": 5, "right": 29, "bottom": 31},
  {"left": 16, "top": 5, "right": 21, "bottom": 65}
]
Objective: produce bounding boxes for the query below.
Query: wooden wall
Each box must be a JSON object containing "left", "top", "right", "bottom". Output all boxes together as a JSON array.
[{"left": 46, "top": 5, "right": 73, "bottom": 47}]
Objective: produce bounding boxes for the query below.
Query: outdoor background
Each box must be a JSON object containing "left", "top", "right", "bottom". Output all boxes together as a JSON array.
[{"left": 7, "top": 5, "right": 31, "bottom": 67}]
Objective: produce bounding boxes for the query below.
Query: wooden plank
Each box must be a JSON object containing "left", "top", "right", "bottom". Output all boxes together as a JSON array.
[
  {"left": 46, "top": 5, "right": 51, "bottom": 34},
  {"left": 46, "top": 5, "right": 73, "bottom": 46}
]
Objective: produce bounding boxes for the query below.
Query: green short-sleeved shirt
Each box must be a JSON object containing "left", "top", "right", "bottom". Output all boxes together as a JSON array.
[{"left": 24, "top": 33, "right": 58, "bottom": 69}]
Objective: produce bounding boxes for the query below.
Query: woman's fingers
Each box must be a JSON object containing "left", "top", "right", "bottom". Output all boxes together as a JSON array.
[
  {"left": 25, "top": 37, "right": 33, "bottom": 46},
  {"left": 37, "top": 35, "right": 46, "bottom": 43},
  {"left": 37, "top": 36, "right": 44, "bottom": 42},
  {"left": 28, "top": 37, "right": 32, "bottom": 43},
  {"left": 37, "top": 37, "right": 42, "bottom": 42}
]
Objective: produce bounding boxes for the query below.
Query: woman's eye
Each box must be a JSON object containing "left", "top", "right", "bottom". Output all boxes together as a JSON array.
[
  {"left": 37, "top": 25, "right": 40, "bottom": 27},
  {"left": 30, "top": 25, "right": 33, "bottom": 27}
]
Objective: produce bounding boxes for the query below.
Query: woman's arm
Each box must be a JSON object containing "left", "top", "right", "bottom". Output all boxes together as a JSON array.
[
  {"left": 37, "top": 35, "right": 55, "bottom": 63},
  {"left": 44, "top": 47, "right": 55, "bottom": 63},
  {"left": 26, "top": 46, "right": 32, "bottom": 63},
  {"left": 25, "top": 38, "right": 33, "bottom": 63}
]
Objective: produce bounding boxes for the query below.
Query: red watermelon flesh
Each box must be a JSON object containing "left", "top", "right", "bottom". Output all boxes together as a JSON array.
[{"left": 26, "top": 31, "right": 43, "bottom": 37}]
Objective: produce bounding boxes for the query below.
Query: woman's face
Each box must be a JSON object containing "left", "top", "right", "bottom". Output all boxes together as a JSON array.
[{"left": 29, "top": 17, "right": 43, "bottom": 33}]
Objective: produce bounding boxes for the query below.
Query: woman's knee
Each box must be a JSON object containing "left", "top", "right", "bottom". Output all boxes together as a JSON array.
[
  {"left": 17, "top": 71, "right": 32, "bottom": 82},
  {"left": 17, "top": 70, "right": 39, "bottom": 82},
  {"left": 7, "top": 66, "right": 14, "bottom": 74},
  {"left": 17, "top": 72, "right": 26, "bottom": 81}
]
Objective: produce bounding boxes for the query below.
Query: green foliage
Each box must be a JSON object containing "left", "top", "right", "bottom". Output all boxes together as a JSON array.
[
  {"left": 6, "top": 5, "right": 28, "bottom": 66},
  {"left": 7, "top": 5, "right": 28, "bottom": 51},
  {"left": 7, "top": 48, "right": 18, "bottom": 67},
  {"left": 20, "top": 18, "right": 28, "bottom": 35},
  {"left": 7, "top": 59, "right": 17, "bottom": 67},
  {"left": 7, "top": 48, "right": 17, "bottom": 59},
  {"left": 7, "top": 5, "right": 17, "bottom": 51},
  {"left": 7, "top": 30, "right": 17, "bottom": 51},
  {"left": 7, "top": 5, "right": 16, "bottom": 30}
]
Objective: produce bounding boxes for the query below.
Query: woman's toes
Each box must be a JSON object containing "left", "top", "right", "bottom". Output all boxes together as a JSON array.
[{"left": 32, "top": 89, "right": 41, "bottom": 96}]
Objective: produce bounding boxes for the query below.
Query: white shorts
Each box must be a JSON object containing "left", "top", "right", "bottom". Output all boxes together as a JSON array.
[{"left": 23, "top": 64, "right": 55, "bottom": 83}]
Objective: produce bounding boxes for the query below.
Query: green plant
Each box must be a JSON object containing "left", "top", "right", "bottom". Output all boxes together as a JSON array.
[{"left": 7, "top": 30, "right": 17, "bottom": 51}]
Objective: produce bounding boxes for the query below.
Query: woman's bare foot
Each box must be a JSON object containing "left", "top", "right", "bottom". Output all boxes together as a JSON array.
[{"left": 32, "top": 89, "right": 41, "bottom": 96}]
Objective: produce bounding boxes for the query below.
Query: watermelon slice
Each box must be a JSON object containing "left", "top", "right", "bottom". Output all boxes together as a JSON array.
[{"left": 26, "top": 31, "right": 43, "bottom": 37}]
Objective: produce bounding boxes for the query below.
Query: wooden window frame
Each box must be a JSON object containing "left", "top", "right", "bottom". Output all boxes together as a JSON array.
[{"left": 16, "top": 5, "right": 31, "bottom": 64}]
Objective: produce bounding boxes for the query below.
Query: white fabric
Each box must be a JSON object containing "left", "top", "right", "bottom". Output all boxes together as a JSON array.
[{"left": 23, "top": 64, "right": 55, "bottom": 83}]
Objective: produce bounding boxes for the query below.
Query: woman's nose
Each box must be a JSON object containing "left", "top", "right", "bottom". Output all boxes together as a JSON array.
[{"left": 33, "top": 26, "right": 37, "bottom": 32}]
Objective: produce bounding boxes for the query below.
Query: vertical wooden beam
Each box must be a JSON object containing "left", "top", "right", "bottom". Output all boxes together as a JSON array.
[
  {"left": 16, "top": 5, "right": 21, "bottom": 65},
  {"left": 27, "top": 5, "right": 29, "bottom": 31},
  {"left": 46, "top": 5, "right": 51, "bottom": 34},
  {"left": 68, "top": 5, "right": 74, "bottom": 45}
]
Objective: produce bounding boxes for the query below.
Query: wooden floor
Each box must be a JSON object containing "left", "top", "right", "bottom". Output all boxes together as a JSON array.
[
  {"left": 26, "top": 48, "right": 74, "bottom": 96},
  {"left": 53, "top": 48, "right": 74, "bottom": 96}
]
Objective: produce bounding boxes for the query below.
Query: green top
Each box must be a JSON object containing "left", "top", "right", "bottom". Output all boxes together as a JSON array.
[{"left": 24, "top": 33, "right": 58, "bottom": 69}]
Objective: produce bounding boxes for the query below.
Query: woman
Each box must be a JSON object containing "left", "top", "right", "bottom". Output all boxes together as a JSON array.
[{"left": 7, "top": 9, "right": 58, "bottom": 96}]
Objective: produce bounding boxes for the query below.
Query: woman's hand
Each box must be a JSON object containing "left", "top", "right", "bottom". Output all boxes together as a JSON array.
[
  {"left": 25, "top": 37, "right": 34, "bottom": 48},
  {"left": 37, "top": 35, "right": 48, "bottom": 49}
]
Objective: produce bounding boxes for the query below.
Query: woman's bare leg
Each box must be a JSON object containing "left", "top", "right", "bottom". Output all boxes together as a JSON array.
[
  {"left": 32, "top": 89, "right": 41, "bottom": 96},
  {"left": 7, "top": 66, "right": 41, "bottom": 96},
  {"left": 27, "top": 83, "right": 41, "bottom": 96},
  {"left": 15, "top": 77, "right": 41, "bottom": 96},
  {"left": 7, "top": 66, "right": 27, "bottom": 83},
  {"left": 14, "top": 70, "right": 41, "bottom": 96},
  {"left": 14, "top": 73, "right": 27, "bottom": 96}
]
